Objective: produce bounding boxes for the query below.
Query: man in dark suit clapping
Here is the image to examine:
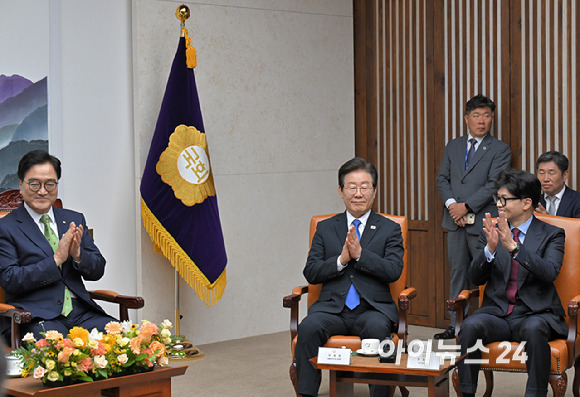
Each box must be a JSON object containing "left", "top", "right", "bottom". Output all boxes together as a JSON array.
[
  {"left": 295, "top": 157, "right": 404, "bottom": 397},
  {"left": 0, "top": 150, "right": 116, "bottom": 340},
  {"left": 457, "top": 169, "right": 567, "bottom": 396}
]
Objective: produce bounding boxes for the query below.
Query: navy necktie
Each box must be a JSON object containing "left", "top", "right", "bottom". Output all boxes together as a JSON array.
[
  {"left": 466, "top": 138, "right": 477, "bottom": 168},
  {"left": 345, "top": 219, "right": 361, "bottom": 310}
]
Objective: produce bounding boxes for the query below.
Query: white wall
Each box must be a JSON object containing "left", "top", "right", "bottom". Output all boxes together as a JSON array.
[
  {"left": 48, "top": 0, "right": 137, "bottom": 317},
  {"left": 26, "top": 0, "right": 354, "bottom": 344},
  {"left": 134, "top": 0, "right": 354, "bottom": 344}
]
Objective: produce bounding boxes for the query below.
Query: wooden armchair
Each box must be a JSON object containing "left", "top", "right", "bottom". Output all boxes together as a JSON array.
[
  {"left": 447, "top": 213, "right": 580, "bottom": 397},
  {"left": 0, "top": 189, "right": 144, "bottom": 349},
  {"left": 283, "top": 213, "right": 417, "bottom": 396}
]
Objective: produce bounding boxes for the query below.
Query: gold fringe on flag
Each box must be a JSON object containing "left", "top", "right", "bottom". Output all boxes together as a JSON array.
[{"left": 141, "top": 199, "right": 226, "bottom": 306}]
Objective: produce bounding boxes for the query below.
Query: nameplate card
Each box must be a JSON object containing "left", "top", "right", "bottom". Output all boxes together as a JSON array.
[
  {"left": 317, "top": 347, "right": 352, "bottom": 365},
  {"left": 406, "top": 352, "right": 441, "bottom": 370}
]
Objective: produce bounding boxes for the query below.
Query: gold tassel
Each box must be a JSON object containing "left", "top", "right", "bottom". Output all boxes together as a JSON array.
[
  {"left": 141, "top": 199, "right": 226, "bottom": 306},
  {"left": 182, "top": 26, "right": 197, "bottom": 69}
]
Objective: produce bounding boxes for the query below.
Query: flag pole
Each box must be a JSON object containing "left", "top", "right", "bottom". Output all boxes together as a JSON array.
[{"left": 167, "top": 4, "right": 205, "bottom": 362}]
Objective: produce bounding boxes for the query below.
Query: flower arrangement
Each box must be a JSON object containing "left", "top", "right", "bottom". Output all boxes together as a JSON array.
[{"left": 11, "top": 319, "right": 180, "bottom": 385}]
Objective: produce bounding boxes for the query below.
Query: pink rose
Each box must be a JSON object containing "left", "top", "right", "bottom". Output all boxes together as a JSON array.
[
  {"left": 45, "top": 330, "right": 63, "bottom": 341},
  {"left": 130, "top": 336, "right": 142, "bottom": 355},
  {"left": 33, "top": 366, "right": 47, "bottom": 379},
  {"left": 35, "top": 339, "right": 48, "bottom": 348},
  {"left": 79, "top": 357, "right": 93, "bottom": 373},
  {"left": 139, "top": 322, "right": 158, "bottom": 341}
]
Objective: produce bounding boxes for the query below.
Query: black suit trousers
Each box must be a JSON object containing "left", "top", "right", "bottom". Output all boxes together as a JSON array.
[
  {"left": 295, "top": 299, "right": 393, "bottom": 396},
  {"left": 458, "top": 307, "right": 562, "bottom": 397}
]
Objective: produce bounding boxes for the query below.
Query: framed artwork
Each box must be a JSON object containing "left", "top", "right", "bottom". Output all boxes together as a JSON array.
[{"left": 0, "top": 0, "right": 49, "bottom": 192}]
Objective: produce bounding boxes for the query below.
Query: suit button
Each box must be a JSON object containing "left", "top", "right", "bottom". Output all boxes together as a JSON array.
[
  {"left": 350, "top": 275, "right": 354, "bottom": 279},
  {"left": 57, "top": 300, "right": 63, "bottom": 305}
]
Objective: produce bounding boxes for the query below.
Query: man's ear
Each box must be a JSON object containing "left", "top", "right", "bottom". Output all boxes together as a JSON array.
[{"left": 523, "top": 198, "right": 533, "bottom": 211}]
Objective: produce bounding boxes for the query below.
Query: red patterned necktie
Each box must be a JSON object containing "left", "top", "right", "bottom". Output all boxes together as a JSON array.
[{"left": 505, "top": 228, "right": 521, "bottom": 315}]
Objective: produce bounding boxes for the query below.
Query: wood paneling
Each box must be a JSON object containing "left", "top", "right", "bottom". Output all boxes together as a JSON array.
[{"left": 354, "top": 0, "right": 580, "bottom": 327}]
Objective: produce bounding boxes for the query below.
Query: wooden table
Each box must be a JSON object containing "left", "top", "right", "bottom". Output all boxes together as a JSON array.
[
  {"left": 5, "top": 365, "right": 188, "bottom": 397},
  {"left": 310, "top": 354, "right": 459, "bottom": 397}
]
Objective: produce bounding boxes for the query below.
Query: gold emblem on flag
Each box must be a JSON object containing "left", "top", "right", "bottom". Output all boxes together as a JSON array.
[{"left": 157, "top": 124, "right": 216, "bottom": 206}]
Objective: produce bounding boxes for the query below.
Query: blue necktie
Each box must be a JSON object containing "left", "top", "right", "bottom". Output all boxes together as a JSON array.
[
  {"left": 345, "top": 219, "right": 361, "bottom": 310},
  {"left": 466, "top": 138, "right": 477, "bottom": 168}
]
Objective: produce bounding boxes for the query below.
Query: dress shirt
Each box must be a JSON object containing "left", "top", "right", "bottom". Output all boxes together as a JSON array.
[
  {"left": 444, "top": 133, "right": 487, "bottom": 208},
  {"left": 24, "top": 203, "right": 57, "bottom": 237},
  {"left": 544, "top": 186, "right": 565, "bottom": 215}
]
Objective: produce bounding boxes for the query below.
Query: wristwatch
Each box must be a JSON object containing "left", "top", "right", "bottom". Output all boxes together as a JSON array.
[{"left": 509, "top": 242, "right": 520, "bottom": 258}]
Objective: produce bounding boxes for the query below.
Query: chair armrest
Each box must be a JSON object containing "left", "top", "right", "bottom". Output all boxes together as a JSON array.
[
  {"left": 446, "top": 288, "right": 479, "bottom": 338},
  {"left": 89, "top": 290, "right": 144, "bottom": 321},
  {"left": 566, "top": 295, "right": 580, "bottom": 368},
  {"left": 0, "top": 304, "right": 32, "bottom": 349},
  {"left": 283, "top": 286, "right": 309, "bottom": 347},
  {"left": 397, "top": 287, "right": 417, "bottom": 346}
]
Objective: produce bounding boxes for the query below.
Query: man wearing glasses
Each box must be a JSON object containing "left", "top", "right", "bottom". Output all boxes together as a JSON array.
[
  {"left": 295, "top": 157, "right": 404, "bottom": 397},
  {"left": 0, "top": 150, "right": 116, "bottom": 340},
  {"left": 457, "top": 169, "right": 567, "bottom": 396}
]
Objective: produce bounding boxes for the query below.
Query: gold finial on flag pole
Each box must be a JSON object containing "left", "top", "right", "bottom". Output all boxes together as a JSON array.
[
  {"left": 176, "top": 4, "right": 197, "bottom": 68},
  {"left": 176, "top": 5, "right": 190, "bottom": 24}
]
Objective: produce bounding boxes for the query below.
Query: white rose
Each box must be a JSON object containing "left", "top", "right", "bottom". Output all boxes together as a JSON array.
[
  {"left": 158, "top": 356, "right": 169, "bottom": 367},
  {"left": 117, "top": 354, "right": 128, "bottom": 365},
  {"left": 93, "top": 355, "right": 108, "bottom": 369},
  {"left": 160, "top": 329, "right": 171, "bottom": 339},
  {"left": 161, "top": 319, "right": 172, "bottom": 329},
  {"left": 23, "top": 332, "right": 36, "bottom": 343}
]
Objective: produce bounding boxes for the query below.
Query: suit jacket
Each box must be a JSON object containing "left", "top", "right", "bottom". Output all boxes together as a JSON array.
[
  {"left": 539, "top": 186, "right": 580, "bottom": 218},
  {"left": 0, "top": 205, "right": 107, "bottom": 322},
  {"left": 469, "top": 216, "right": 567, "bottom": 335},
  {"left": 437, "top": 134, "right": 512, "bottom": 234},
  {"left": 303, "top": 211, "right": 404, "bottom": 325}
]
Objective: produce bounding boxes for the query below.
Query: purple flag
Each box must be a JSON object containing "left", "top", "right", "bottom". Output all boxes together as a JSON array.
[{"left": 140, "top": 37, "right": 227, "bottom": 305}]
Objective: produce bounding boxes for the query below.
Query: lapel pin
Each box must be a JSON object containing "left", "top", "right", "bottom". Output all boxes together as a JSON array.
[
  {"left": 483, "top": 146, "right": 487, "bottom": 150},
  {"left": 370, "top": 225, "right": 376, "bottom": 230}
]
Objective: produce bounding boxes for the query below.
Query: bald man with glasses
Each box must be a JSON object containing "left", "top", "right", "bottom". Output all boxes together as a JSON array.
[{"left": 0, "top": 150, "right": 116, "bottom": 341}]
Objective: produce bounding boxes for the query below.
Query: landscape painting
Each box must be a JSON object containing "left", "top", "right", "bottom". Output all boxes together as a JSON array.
[
  {"left": 0, "top": 74, "right": 48, "bottom": 192},
  {"left": 0, "top": 0, "right": 49, "bottom": 193}
]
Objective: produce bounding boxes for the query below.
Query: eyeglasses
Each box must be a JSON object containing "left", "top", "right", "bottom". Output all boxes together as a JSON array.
[
  {"left": 25, "top": 180, "right": 58, "bottom": 192},
  {"left": 343, "top": 186, "right": 374, "bottom": 195},
  {"left": 493, "top": 195, "right": 520, "bottom": 206}
]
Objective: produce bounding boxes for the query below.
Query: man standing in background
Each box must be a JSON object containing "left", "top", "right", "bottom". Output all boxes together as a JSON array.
[{"left": 435, "top": 94, "right": 512, "bottom": 339}]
